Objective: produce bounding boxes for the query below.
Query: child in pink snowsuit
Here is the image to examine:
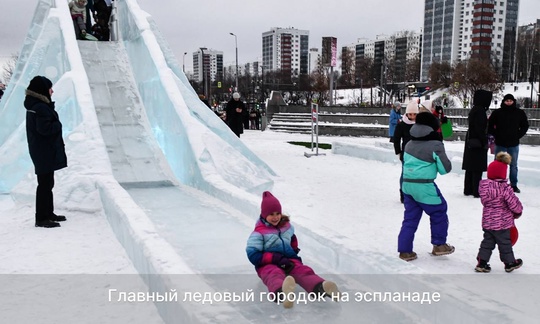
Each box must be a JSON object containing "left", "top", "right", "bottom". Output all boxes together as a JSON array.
[
  {"left": 475, "top": 152, "right": 523, "bottom": 273},
  {"left": 246, "top": 191, "right": 339, "bottom": 308}
]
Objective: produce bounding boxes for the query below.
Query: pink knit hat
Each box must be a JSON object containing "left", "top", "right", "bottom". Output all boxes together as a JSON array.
[{"left": 260, "top": 191, "right": 282, "bottom": 218}]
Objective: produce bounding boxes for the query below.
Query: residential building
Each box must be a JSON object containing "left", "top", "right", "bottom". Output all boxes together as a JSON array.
[
  {"left": 421, "top": 0, "right": 519, "bottom": 81},
  {"left": 345, "top": 31, "right": 421, "bottom": 85},
  {"left": 262, "top": 27, "right": 309, "bottom": 79},
  {"left": 193, "top": 48, "right": 223, "bottom": 83},
  {"left": 308, "top": 48, "right": 319, "bottom": 74},
  {"left": 515, "top": 19, "right": 540, "bottom": 82}
]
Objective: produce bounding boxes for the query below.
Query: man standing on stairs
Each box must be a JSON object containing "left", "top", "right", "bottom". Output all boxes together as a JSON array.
[
  {"left": 24, "top": 76, "right": 68, "bottom": 228},
  {"left": 225, "top": 92, "right": 246, "bottom": 137}
]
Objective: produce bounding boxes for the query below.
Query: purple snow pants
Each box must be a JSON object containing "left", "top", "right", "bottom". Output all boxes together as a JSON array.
[
  {"left": 398, "top": 190, "right": 449, "bottom": 253},
  {"left": 256, "top": 259, "right": 324, "bottom": 293}
]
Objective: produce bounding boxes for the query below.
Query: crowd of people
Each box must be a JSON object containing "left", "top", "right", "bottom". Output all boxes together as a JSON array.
[{"left": 391, "top": 92, "right": 529, "bottom": 273}]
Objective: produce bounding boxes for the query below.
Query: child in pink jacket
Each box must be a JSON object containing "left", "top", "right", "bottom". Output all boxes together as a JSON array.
[
  {"left": 246, "top": 191, "right": 339, "bottom": 308},
  {"left": 475, "top": 152, "right": 523, "bottom": 273}
]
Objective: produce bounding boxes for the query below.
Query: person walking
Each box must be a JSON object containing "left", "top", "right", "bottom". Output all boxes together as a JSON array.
[
  {"left": 475, "top": 152, "right": 523, "bottom": 273},
  {"left": 24, "top": 76, "right": 68, "bottom": 228},
  {"left": 393, "top": 100, "right": 418, "bottom": 203},
  {"left": 388, "top": 101, "right": 402, "bottom": 142},
  {"left": 397, "top": 111, "right": 454, "bottom": 261},
  {"left": 462, "top": 90, "right": 492, "bottom": 198},
  {"left": 487, "top": 94, "right": 529, "bottom": 193},
  {"left": 225, "top": 92, "right": 246, "bottom": 138},
  {"left": 246, "top": 191, "right": 340, "bottom": 308}
]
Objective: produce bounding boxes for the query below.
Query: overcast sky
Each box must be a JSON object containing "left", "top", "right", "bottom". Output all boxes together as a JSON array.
[{"left": 1, "top": 0, "right": 540, "bottom": 74}]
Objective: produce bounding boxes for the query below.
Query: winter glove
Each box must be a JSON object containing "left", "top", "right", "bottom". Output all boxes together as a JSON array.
[
  {"left": 513, "top": 212, "right": 522, "bottom": 219},
  {"left": 441, "top": 116, "right": 448, "bottom": 124},
  {"left": 272, "top": 253, "right": 295, "bottom": 273}
]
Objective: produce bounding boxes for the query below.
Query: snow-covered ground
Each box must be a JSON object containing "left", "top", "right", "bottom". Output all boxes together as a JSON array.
[
  {"left": 2, "top": 1, "right": 540, "bottom": 323},
  {"left": 1, "top": 129, "right": 540, "bottom": 323},
  {"left": 333, "top": 82, "right": 540, "bottom": 108}
]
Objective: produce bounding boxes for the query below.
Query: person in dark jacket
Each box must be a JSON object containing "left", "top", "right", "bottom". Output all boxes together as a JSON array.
[
  {"left": 92, "top": 0, "right": 112, "bottom": 41},
  {"left": 462, "top": 90, "right": 493, "bottom": 198},
  {"left": 487, "top": 94, "right": 529, "bottom": 193},
  {"left": 24, "top": 76, "right": 68, "bottom": 228},
  {"left": 225, "top": 92, "right": 246, "bottom": 137}
]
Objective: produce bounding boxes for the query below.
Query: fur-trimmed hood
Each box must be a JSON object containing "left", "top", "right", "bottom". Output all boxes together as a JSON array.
[{"left": 25, "top": 89, "right": 51, "bottom": 105}]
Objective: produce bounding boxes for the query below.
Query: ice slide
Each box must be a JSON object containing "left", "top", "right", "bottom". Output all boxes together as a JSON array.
[{"left": 0, "top": 1, "right": 530, "bottom": 323}]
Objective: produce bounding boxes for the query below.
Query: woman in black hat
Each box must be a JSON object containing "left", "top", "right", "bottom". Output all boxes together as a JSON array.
[{"left": 24, "top": 76, "right": 68, "bottom": 228}]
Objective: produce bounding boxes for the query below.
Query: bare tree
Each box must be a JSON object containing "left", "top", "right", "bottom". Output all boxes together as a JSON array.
[
  {"left": 311, "top": 57, "right": 330, "bottom": 105},
  {"left": 339, "top": 48, "right": 355, "bottom": 87},
  {"left": 450, "top": 59, "right": 504, "bottom": 107},
  {"left": 2, "top": 53, "right": 18, "bottom": 86},
  {"left": 515, "top": 26, "right": 540, "bottom": 82},
  {"left": 405, "top": 53, "right": 421, "bottom": 82},
  {"left": 428, "top": 61, "right": 453, "bottom": 88}
]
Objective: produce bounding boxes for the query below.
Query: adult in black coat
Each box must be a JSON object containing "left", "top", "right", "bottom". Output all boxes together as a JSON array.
[
  {"left": 225, "top": 92, "right": 246, "bottom": 137},
  {"left": 24, "top": 76, "right": 68, "bottom": 228},
  {"left": 462, "top": 89, "right": 492, "bottom": 197},
  {"left": 487, "top": 93, "right": 529, "bottom": 192}
]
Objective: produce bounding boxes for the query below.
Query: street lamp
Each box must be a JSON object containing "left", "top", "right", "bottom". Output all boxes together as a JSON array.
[
  {"left": 199, "top": 48, "right": 207, "bottom": 99},
  {"left": 229, "top": 32, "right": 239, "bottom": 92},
  {"left": 183, "top": 52, "right": 187, "bottom": 73}
]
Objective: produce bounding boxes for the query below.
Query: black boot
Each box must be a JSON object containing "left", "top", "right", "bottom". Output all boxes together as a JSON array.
[
  {"left": 50, "top": 213, "right": 67, "bottom": 222},
  {"left": 505, "top": 259, "right": 523, "bottom": 272},
  {"left": 35, "top": 219, "right": 60, "bottom": 228},
  {"left": 474, "top": 258, "right": 491, "bottom": 273}
]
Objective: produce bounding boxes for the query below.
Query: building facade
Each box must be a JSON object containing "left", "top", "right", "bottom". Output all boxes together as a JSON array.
[
  {"left": 421, "top": 0, "right": 519, "bottom": 81},
  {"left": 346, "top": 31, "right": 421, "bottom": 85},
  {"left": 193, "top": 48, "right": 223, "bottom": 83},
  {"left": 262, "top": 27, "right": 309, "bottom": 79}
]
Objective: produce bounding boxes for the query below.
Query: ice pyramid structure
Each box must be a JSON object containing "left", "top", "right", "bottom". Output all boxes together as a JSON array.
[{"left": 0, "top": 0, "right": 275, "bottom": 213}]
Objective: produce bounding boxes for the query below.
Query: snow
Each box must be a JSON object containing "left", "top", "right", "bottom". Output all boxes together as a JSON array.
[
  {"left": 333, "top": 82, "right": 540, "bottom": 108},
  {"left": 1, "top": 0, "right": 540, "bottom": 323}
]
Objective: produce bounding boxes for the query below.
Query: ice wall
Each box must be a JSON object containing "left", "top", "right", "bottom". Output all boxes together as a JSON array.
[
  {"left": 0, "top": 0, "right": 99, "bottom": 192},
  {"left": 115, "top": 0, "right": 275, "bottom": 203},
  {"left": 0, "top": 0, "right": 275, "bottom": 213}
]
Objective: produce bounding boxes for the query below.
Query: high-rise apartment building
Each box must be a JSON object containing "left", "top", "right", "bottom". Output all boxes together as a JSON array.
[
  {"left": 262, "top": 27, "right": 309, "bottom": 78},
  {"left": 308, "top": 48, "right": 319, "bottom": 74},
  {"left": 193, "top": 48, "right": 223, "bottom": 83},
  {"left": 346, "top": 31, "right": 421, "bottom": 84},
  {"left": 421, "top": 0, "right": 519, "bottom": 81}
]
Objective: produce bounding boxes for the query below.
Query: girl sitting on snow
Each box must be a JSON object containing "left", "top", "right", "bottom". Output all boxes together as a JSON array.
[
  {"left": 475, "top": 152, "right": 523, "bottom": 273},
  {"left": 246, "top": 191, "right": 339, "bottom": 308}
]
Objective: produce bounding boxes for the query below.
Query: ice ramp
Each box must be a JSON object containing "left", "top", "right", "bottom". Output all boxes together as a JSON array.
[{"left": 78, "top": 40, "right": 176, "bottom": 188}]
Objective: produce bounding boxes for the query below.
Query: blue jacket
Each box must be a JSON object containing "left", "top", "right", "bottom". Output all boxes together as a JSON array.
[
  {"left": 389, "top": 109, "right": 402, "bottom": 137},
  {"left": 246, "top": 217, "right": 300, "bottom": 268}
]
